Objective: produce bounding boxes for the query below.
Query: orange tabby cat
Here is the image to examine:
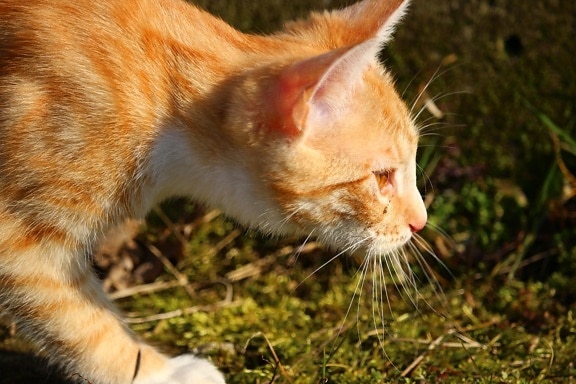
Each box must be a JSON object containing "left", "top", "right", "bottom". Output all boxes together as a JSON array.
[{"left": 0, "top": 0, "right": 426, "bottom": 382}]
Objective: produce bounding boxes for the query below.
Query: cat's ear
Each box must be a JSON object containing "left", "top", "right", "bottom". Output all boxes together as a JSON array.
[
  {"left": 264, "top": 0, "right": 410, "bottom": 139},
  {"left": 334, "top": 0, "right": 411, "bottom": 47},
  {"left": 263, "top": 45, "right": 359, "bottom": 137}
]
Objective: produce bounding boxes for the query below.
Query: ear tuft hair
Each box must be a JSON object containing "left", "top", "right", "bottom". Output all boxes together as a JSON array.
[{"left": 284, "top": 0, "right": 410, "bottom": 51}]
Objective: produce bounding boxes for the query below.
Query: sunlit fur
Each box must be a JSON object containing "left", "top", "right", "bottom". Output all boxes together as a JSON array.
[{"left": 0, "top": 0, "right": 427, "bottom": 383}]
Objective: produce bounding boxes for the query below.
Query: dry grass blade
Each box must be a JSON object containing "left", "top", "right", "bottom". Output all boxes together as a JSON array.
[
  {"left": 551, "top": 132, "right": 576, "bottom": 202},
  {"left": 125, "top": 299, "right": 241, "bottom": 324},
  {"left": 385, "top": 335, "right": 484, "bottom": 350}
]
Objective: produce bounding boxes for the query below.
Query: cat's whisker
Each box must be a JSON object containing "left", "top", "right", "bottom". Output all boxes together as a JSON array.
[
  {"left": 417, "top": 120, "right": 454, "bottom": 136},
  {"left": 401, "top": 247, "right": 422, "bottom": 307},
  {"left": 399, "top": 67, "right": 424, "bottom": 100},
  {"left": 329, "top": 235, "right": 400, "bottom": 353},
  {"left": 408, "top": 64, "right": 445, "bottom": 116},
  {"left": 413, "top": 224, "right": 457, "bottom": 288},
  {"left": 292, "top": 230, "right": 316, "bottom": 265},
  {"left": 298, "top": 220, "right": 449, "bottom": 364},
  {"left": 384, "top": 248, "right": 420, "bottom": 310},
  {"left": 296, "top": 237, "right": 369, "bottom": 290},
  {"left": 412, "top": 90, "right": 470, "bottom": 124},
  {"left": 256, "top": 208, "right": 282, "bottom": 233},
  {"left": 258, "top": 204, "right": 302, "bottom": 235},
  {"left": 417, "top": 113, "right": 443, "bottom": 127},
  {"left": 398, "top": 235, "right": 452, "bottom": 318},
  {"left": 372, "top": 251, "right": 390, "bottom": 351},
  {"left": 408, "top": 62, "right": 462, "bottom": 118},
  {"left": 416, "top": 136, "right": 450, "bottom": 144},
  {"left": 369, "top": 253, "right": 382, "bottom": 347},
  {"left": 378, "top": 252, "right": 395, "bottom": 320},
  {"left": 376, "top": 258, "right": 400, "bottom": 367},
  {"left": 404, "top": 264, "right": 447, "bottom": 317},
  {"left": 416, "top": 163, "right": 435, "bottom": 196},
  {"left": 330, "top": 246, "right": 371, "bottom": 356},
  {"left": 423, "top": 222, "right": 456, "bottom": 250},
  {"left": 411, "top": 232, "right": 454, "bottom": 281},
  {"left": 356, "top": 250, "right": 371, "bottom": 331}
]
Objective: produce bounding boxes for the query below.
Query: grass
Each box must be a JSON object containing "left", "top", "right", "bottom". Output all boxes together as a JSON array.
[
  {"left": 1, "top": 0, "right": 575, "bottom": 383},
  {"left": 112, "top": 195, "right": 575, "bottom": 383}
]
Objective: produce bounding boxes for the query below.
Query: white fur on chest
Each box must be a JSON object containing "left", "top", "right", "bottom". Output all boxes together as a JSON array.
[{"left": 146, "top": 126, "right": 289, "bottom": 234}]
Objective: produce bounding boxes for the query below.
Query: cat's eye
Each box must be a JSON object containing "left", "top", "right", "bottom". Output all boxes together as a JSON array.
[{"left": 373, "top": 169, "right": 394, "bottom": 190}]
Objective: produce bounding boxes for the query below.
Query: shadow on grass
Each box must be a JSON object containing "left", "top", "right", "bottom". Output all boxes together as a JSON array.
[{"left": 0, "top": 351, "right": 71, "bottom": 384}]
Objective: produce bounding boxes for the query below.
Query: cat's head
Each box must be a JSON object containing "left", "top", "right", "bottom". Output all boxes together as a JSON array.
[{"left": 230, "top": 0, "right": 426, "bottom": 255}]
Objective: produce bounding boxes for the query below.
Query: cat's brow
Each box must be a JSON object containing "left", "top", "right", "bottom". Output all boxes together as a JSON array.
[{"left": 299, "top": 174, "right": 371, "bottom": 197}]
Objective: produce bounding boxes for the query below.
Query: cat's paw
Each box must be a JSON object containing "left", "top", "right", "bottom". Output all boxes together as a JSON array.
[{"left": 137, "top": 355, "right": 226, "bottom": 384}]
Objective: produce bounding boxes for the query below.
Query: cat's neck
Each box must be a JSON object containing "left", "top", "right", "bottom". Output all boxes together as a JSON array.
[{"left": 139, "top": 32, "right": 290, "bottom": 233}]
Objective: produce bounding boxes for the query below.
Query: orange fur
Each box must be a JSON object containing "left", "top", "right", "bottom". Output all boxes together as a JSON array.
[{"left": 0, "top": 0, "right": 425, "bottom": 382}]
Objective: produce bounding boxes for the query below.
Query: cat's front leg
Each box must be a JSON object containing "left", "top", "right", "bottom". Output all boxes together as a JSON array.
[
  {"left": 0, "top": 238, "right": 226, "bottom": 384},
  {"left": 134, "top": 354, "right": 225, "bottom": 384}
]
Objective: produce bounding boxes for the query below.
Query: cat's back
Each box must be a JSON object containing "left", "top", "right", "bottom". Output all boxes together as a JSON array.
[
  {"left": 0, "top": 0, "right": 198, "bottom": 109},
  {"left": 0, "top": 0, "right": 243, "bottom": 77},
  {"left": 0, "top": 0, "right": 203, "bottom": 236},
  {"left": 0, "top": 0, "right": 249, "bottom": 149}
]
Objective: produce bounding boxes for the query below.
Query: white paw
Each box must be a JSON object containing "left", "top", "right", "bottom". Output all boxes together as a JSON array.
[{"left": 137, "top": 355, "right": 226, "bottom": 384}]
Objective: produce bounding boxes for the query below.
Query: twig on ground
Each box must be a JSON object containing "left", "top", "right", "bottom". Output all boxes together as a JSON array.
[
  {"left": 108, "top": 280, "right": 181, "bottom": 301},
  {"left": 182, "top": 209, "right": 221, "bottom": 238},
  {"left": 226, "top": 242, "right": 320, "bottom": 282},
  {"left": 385, "top": 335, "right": 485, "bottom": 350},
  {"left": 153, "top": 206, "right": 190, "bottom": 250},
  {"left": 244, "top": 332, "right": 292, "bottom": 384},
  {"left": 400, "top": 329, "right": 455, "bottom": 377},
  {"left": 204, "top": 228, "right": 242, "bottom": 259},
  {"left": 145, "top": 241, "right": 196, "bottom": 299}
]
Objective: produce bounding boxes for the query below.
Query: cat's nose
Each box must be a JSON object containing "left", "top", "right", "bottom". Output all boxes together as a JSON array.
[
  {"left": 408, "top": 199, "right": 427, "bottom": 233},
  {"left": 409, "top": 212, "right": 427, "bottom": 233},
  {"left": 410, "top": 221, "right": 425, "bottom": 233}
]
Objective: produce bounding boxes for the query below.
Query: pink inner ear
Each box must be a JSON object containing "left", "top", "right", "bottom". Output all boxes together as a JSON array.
[{"left": 263, "top": 47, "right": 353, "bottom": 138}]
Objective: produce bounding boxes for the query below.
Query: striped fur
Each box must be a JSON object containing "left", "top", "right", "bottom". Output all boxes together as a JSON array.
[{"left": 0, "top": 0, "right": 424, "bottom": 382}]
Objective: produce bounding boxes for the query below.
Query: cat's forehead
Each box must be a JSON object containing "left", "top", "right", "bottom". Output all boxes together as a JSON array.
[
  {"left": 316, "top": 120, "right": 417, "bottom": 178},
  {"left": 365, "top": 69, "right": 419, "bottom": 159},
  {"left": 309, "top": 99, "right": 418, "bottom": 170},
  {"left": 347, "top": 90, "right": 417, "bottom": 159},
  {"left": 362, "top": 125, "right": 418, "bottom": 169}
]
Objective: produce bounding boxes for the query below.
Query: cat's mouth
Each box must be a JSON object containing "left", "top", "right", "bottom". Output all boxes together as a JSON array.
[
  {"left": 360, "top": 233, "right": 413, "bottom": 257},
  {"left": 304, "top": 223, "right": 414, "bottom": 260}
]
